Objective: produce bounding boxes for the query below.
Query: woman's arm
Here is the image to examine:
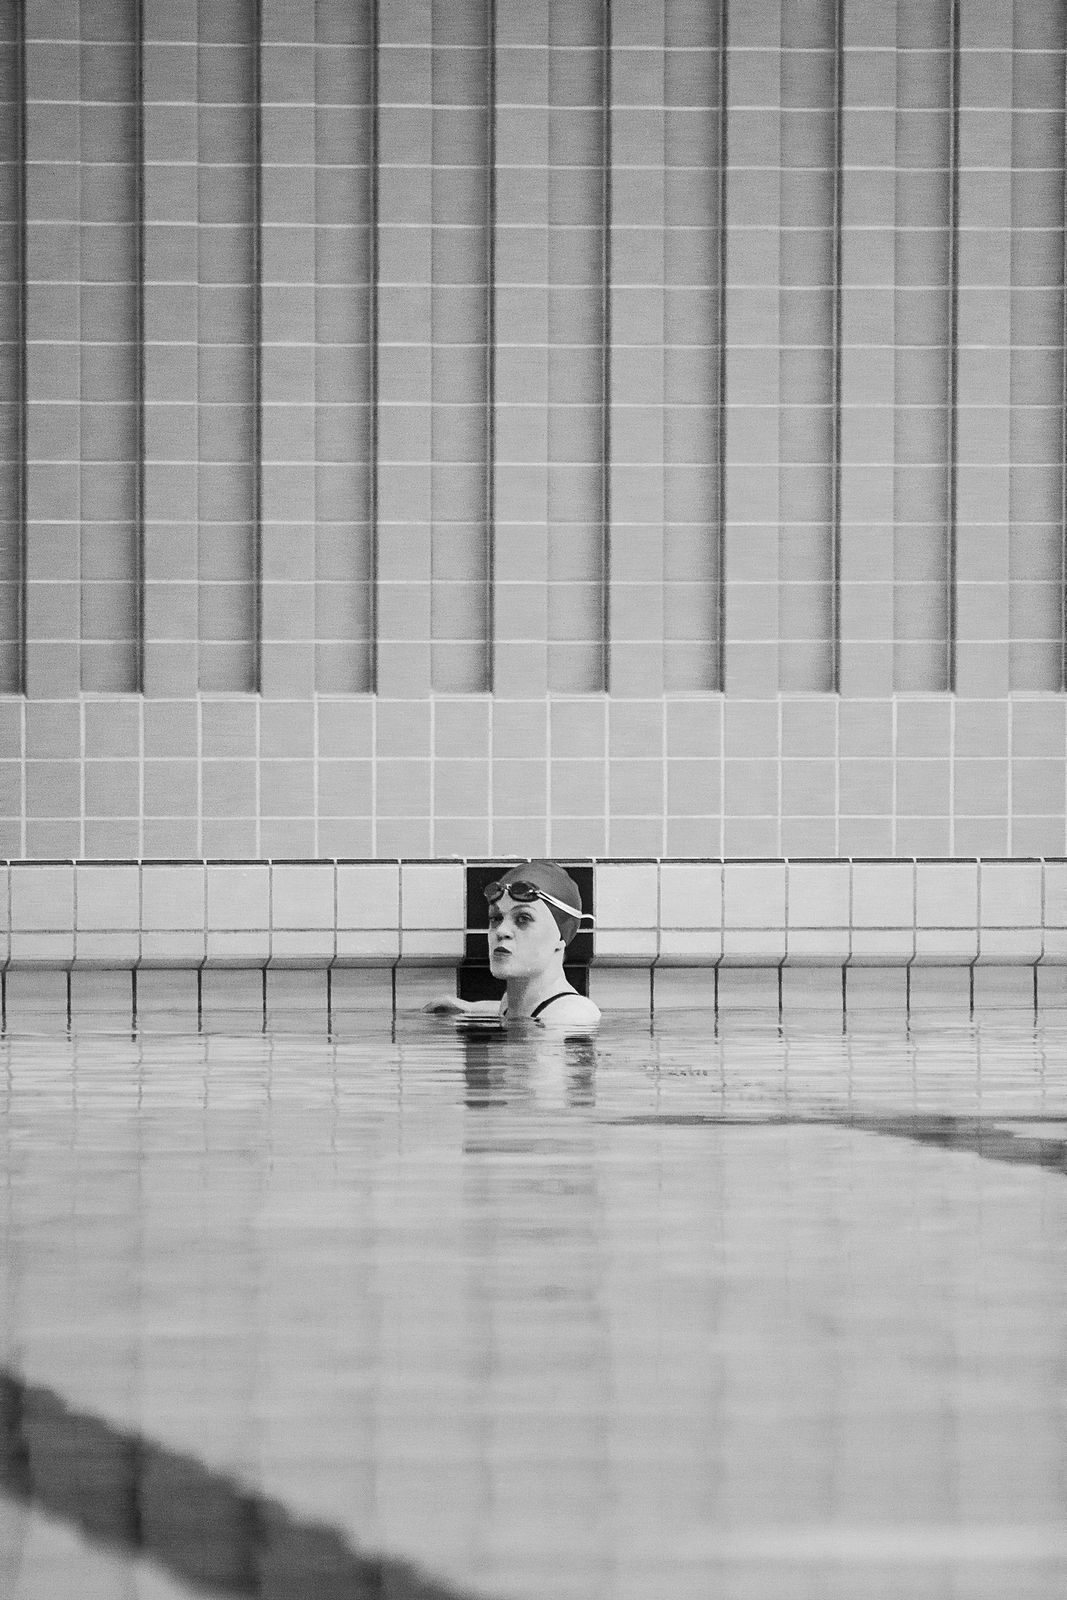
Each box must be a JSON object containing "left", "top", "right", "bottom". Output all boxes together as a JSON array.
[{"left": 422, "top": 995, "right": 502, "bottom": 1017}]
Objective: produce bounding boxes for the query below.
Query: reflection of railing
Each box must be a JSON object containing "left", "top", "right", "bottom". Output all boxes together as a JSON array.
[{"left": 0, "top": 1367, "right": 473, "bottom": 1600}]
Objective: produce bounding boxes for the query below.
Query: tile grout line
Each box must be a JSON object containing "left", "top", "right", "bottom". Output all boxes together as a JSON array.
[
  {"left": 484, "top": 0, "right": 496, "bottom": 698},
  {"left": 946, "top": 0, "right": 960, "bottom": 693},
  {"left": 715, "top": 0, "right": 729, "bottom": 695},
  {"left": 830, "top": 0, "right": 844, "bottom": 696},
  {"left": 251, "top": 0, "right": 264, "bottom": 695},
  {"left": 368, "top": 0, "right": 381, "bottom": 693},
  {"left": 14, "top": 0, "right": 27, "bottom": 697},
  {"left": 134, "top": 0, "right": 146, "bottom": 695},
  {"left": 600, "top": 0, "right": 612, "bottom": 697}
]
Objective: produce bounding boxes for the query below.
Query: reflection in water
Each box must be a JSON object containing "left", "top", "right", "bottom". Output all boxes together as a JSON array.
[
  {"left": 0, "top": 1369, "right": 476, "bottom": 1600},
  {"left": 461, "top": 1027, "right": 598, "bottom": 1114}
]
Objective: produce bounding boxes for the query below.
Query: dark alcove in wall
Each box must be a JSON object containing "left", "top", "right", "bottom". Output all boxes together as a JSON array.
[{"left": 459, "top": 864, "right": 594, "bottom": 1001}]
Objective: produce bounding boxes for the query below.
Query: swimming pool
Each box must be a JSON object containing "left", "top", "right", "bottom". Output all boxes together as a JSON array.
[{"left": 1, "top": 1013, "right": 1066, "bottom": 1600}]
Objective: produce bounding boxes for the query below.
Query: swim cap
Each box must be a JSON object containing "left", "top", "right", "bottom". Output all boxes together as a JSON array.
[{"left": 488, "top": 860, "right": 583, "bottom": 947}]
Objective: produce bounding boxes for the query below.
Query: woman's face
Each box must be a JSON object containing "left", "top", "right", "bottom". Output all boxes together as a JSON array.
[{"left": 487, "top": 893, "right": 563, "bottom": 980}]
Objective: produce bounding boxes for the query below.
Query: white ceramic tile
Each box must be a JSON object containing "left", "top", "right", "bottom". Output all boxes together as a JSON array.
[
  {"left": 70, "top": 969, "right": 134, "bottom": 1014},
  {"left": 140, "top": 930, "right": 206, "bottom": 967},
  {"left": 784, "top": 928, "right": 850, "bottom": 965},
  {"left": 398, "top": 929, "right": 465, "bottom": 964},
  {"left": 588, "top": 967, "right": 652, "bottom": 1010},
  {"left": 651, "top": 967, "right": 716, "bottom": 1010},
  {"left": 334, "top": 929, "right": 401, "bottom": 964},
  {"left": 594, "top": 863, "right": 658, "bottom": 928},
  {"left": 1040, "top": 928, "right": 1067, "bottom": 963},
  {"left": 4, "top": 968, "right": 68, "bottom": 1016},
  {"left": 915, "top": 861, "right": 978, "bottom": 927},
  {"left": 141, "top": 865, "right": 205, "bottom": 931},
  {"left": 10, "top": 864, "right": 75, "bottom": 931},
  {"left": 200, "top": 969, "right": 264, "bottom": 1013},
  {"left": 851, "top": 862, "right": 914, "bottom": 928},
  {"left": 971, "top": 966, "right": 1036, "bottom": 1009},
  {"left": 329, "top": 968, "right": 395, "bottom": 1010},
  {"left": 979, "top": 861, "right": 1042, "bottom": 929},
  {"left": 913, "top": 927, "right": 979, "bottom": 965},
  {"left": 1042, "top": 860, "right": 1067, "bottom": 929},
  {"left": 270, "top": 863, "right": 335, "bottom": 929},
  {"left": 75, "top": 865, "right": 140, "bottom": 930},
  {"left": 717, "top": 967, "right": 780, "bottom": 1009},
  {"left": 204, "top": 931, "right": 271, "bottom": 967},
  {"left": 394, "top": 965, "right": 458, "bottom": 1008},
  {"left": 591, "top": 931, "right": 658, "bottom": 964},
  {"left": 1036, "top": 965, "right": 1067, "bottom": 1007},
  {"left": 780, "top": 967, "right": 844, "bottom": 1011},
  {"left": 976, "top": 928, "right": 1042, "bottom": 965},
  {"left": 206, "top": 864, "right": 271, "bottom": 930},
  {"left": 336, "top": 863, "right": 401, "bottom": 929},
  {"left": 720, "top": 928, "right": 787, "bottom": 967},
  {"left": 659, "top": 863, "right": 723, "bottom": 930},
  {"left": 722, "top": 861, "right": 786, "bottom": 928},
  {"left": 9, "top": 931, "right": 76, "bottom": 967},
  {"left": 656, "top": 929, "right": 723, "bottom": 964},
  {"left": 843, "top": 967, "right": 909, "bottom": 1009},
  {"left": 269, "top": 930, "right": 336, "bottom": 967},
  {"left": 74, "top": 931, "right": 141, "bottom": 967},
  {"left": 266, "top": 969, "right": 329, "bottom": 1010},
  {"left": 135, "top": 969, "right": 199, "bottom": 1014},
  {"left": 400, "top": 862, "right": 464, "bottom": 929},
  {"left": 849, "top": 927, "right": 915, "bottom": 965},
  {"left": 787, "top": 862, "right": 850, "bottom": 927},
  {"left": 907, "top": 967, "right": 972, "bottom": 1010}
]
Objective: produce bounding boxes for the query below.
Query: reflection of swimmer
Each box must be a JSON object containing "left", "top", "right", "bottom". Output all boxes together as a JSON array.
[{"left": 424, "top": 860, "right": 601, "bottom": 1034}]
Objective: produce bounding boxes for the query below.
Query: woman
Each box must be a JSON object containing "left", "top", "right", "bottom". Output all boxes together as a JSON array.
[{"left": 424, "top": 860, "right": 601, "bottom": 1032}]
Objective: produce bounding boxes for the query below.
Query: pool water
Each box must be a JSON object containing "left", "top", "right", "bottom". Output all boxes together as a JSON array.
[{"left": 1, "top": 1012, "right": 1066, "bottom": 1600}]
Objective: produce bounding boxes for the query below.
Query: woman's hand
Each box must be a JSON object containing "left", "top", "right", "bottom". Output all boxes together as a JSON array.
[{"left": 422, "top": 995, "right": 472, "bottom": 1014}]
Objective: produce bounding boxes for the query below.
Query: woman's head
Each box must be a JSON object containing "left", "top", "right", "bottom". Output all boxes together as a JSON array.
[{"left": 484, "top": 861, "right": 584, "bottom": 980}]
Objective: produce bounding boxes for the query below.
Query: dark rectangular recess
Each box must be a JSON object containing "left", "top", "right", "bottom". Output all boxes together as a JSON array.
[{"left": 460, "top": 861, "right": 593, "bottom": 1001}]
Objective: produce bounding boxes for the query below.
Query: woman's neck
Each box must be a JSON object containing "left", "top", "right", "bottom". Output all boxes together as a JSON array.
[{"left": 505, "top": 964, "right": 572, "bottom": 1018}]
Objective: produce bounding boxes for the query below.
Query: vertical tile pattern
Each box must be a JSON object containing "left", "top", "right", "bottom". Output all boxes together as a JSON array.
[
  {"left": 141, "top": 0, "right": 196, "bottom": 696},
  {"left": 892, "top": 0, "right": 955, "bottom": 691},
  {"left": 258, "top": 1, "right": 376, "bottom": 696},
  {"left": 195, "top": 0, "right": 258, "bottom": 691},
  {"left": 776, "top": 0, "right": 838, "bottom": 692},
  {"left": 377, "top": 0, "right": 490, "bottom": 696},
  {"left": 429, "top": 0, "right": 490, "bottom": 693},
  {"left": 955, "top": 0, "right": 1011, "bottom": 697},
  {"left": 493, "top": 0, "right": 607, "bottom": 696},
  {"left": 24, "top": 1, "right": 80, "bottom": 696},
  {"left": 312, "top": 0, "right": 375, "bottom": 693},
  {"left": 722, "top": 0, "right": 779, "bottom": 696},
  {"left": 838, "top": 0, "right": 895, "bottom": 697},
  {"left": 1007, "top": 0, "right": 1065, "bottom": 691},
  {"left": 609, "top": 0, "right": 725, "bottom": 696},
  {"left": 258, "top": 0, "right": 315, "bottom": 696},
  {"left": 0, "top": 0, "right": 24, "bottom": 693},
  {"left": 3, "top": 0, "right": 1067, "bottom": 862},
  {"left": 78, "top": 0, "right": 141, "bottom": 692}
]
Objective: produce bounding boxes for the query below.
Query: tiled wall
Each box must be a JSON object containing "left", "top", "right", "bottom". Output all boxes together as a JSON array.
[
  {"left": 1, "top": 694, "right": 1065, "bottom": 860},
  {"left": 1, "top": 1, "right": 1066, "bottom": 862},
  {"left": 3, "top": 858, "right": 1067, "bottom": 1021}
]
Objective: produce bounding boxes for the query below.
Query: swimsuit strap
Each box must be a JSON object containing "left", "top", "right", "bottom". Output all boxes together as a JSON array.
[{"left": 530, "top": 990, "right": 576, "bottom": 1019}]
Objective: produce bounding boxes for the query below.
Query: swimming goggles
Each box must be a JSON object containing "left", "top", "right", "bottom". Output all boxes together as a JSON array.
[{"left": 484, "top": 879, "right": 588, "bottom": 921}]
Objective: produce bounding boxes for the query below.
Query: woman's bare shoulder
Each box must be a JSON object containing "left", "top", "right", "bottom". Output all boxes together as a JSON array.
[{"left": 537, "top": 994, "right": 601, "bottom": 1031}]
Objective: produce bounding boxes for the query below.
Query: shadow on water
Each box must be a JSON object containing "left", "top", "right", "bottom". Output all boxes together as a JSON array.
[
  {"left": 604, "top": 1110, "right": 1067, "bottom": 1177},
  {"left": 0, "top": 1369, "right": 479, "bottom": 1600}
]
